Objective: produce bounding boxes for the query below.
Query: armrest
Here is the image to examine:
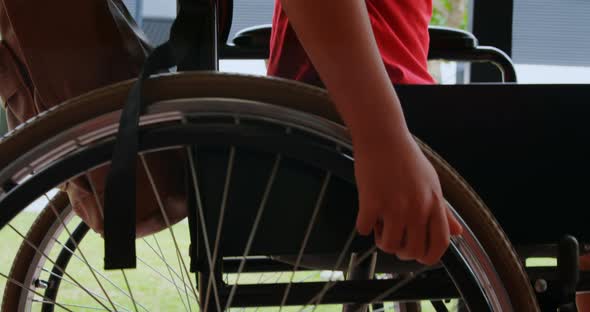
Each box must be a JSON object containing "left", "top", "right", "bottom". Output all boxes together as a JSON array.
[
  {"left": 428, "top": 26, "right": 517, "bottom": 82},
  {"left": 232, "top": 24, "right": 272, "bottom": 49},
  {"left": 428, "top": 26, "right": 478, "bottom": 50},
  {"left": 231, "top": 25, "right": 479, "bottom": 50},
  {"left": 225, "top": 24, "right": 515, "bottom": 82},
  {"left": 222, "top": 24, "right": 272, "bottom": 60},
  {"left": 227, "top": 24, "right": 479, "bottom": 60}
]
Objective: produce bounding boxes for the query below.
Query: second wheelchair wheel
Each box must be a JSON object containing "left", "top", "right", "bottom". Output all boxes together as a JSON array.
[{"left": 0, "top": 72, "right": 538, "bottom": 311}]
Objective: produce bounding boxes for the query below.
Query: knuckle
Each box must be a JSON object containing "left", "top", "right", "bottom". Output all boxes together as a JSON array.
[
  {"left": 396, "top": 250, "right": 412, "bottom": 261},
  {"left": 397, "top": 243, "right": 421, "bottom": 261},
  {"left": 379, "top": 244, "right": 397, "bottom": 255},
  {"left": 421, "top": 255, "right": 440, "bottom": 266},
  {"left": 377, "top": 240, "right": 397, "bottom": 255},
  {"left": 423, "top": 248, "right": 445, "bottom": 265}
]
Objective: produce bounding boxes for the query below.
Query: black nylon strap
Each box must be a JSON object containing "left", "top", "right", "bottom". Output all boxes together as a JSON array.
[{"left": 103, "top": 1, "right": 209, "bottom": 270}]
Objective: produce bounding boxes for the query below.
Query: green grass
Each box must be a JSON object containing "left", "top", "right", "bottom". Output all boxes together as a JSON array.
[
  {"left": 0, "top": 211, "right": 38, "bottom": 300},
  {"left": 1, "top": 211, "right": 557, "bottom": 311},
  {"left": 0, "top": 212, "right": 200, "bottom": 310},
  {"left": 48, "top": 219, "right": 197, "bottom": 311},
  {"left": 526, "top": 257, "right": 557, "bottom": 267},
  {"left": 0, "top": 213, "right": 343, "bottom": 311}
]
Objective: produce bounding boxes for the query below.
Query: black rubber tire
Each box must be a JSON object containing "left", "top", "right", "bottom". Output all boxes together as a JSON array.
[{"left": 0, "top": 72, "right": 539, "bottom": 311}]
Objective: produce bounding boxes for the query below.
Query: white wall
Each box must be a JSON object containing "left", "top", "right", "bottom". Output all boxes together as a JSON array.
[
  {"left": 220, "top": 60, "right": 267, "bottom": 76},
  {"left": 515, "top": 65, "right": 590, "bottom": 84},
  {"left": 142, "top": 0, "right": 176, "bottom": 18}
]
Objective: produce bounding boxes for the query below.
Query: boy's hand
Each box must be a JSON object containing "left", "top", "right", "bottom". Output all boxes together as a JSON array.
[{"left": 354, "top": 132, "right": 463, "bottom": 265}]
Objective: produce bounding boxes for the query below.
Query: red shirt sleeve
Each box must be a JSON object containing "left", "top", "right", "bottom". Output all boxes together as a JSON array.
[{"left": 267, "top": 0, "right": 435, "bottom": 86}]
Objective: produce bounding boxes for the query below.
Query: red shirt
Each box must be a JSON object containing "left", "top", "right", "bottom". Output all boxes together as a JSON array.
[{"left": 267, "top": 0, "right": 435, "bottom": 86}]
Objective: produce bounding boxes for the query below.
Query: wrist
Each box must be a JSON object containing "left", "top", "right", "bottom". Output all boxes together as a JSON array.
[
  {"left": 326, "top": 80, "right": 411, "bottom": 151},
  {"left": 347, "top": 98, "right": 411, "bottom": 146},
  {"left": 350, "top": 119, "right": 413, "bottom": 152}
]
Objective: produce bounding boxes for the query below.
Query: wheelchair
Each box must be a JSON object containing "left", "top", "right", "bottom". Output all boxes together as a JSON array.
[{"left": 1, "top": 0, "right": 587, "bottom": 311}]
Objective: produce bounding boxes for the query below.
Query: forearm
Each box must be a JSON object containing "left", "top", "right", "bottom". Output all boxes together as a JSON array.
[{"left": 280, "top": 0, "right": 411, "bottom": 146}]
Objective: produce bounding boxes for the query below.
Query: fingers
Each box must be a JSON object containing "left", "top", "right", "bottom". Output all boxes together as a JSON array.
[
  {"left": 421, "top": 203, "right": 451, "bottom": 265},
  {"left": 359, "top": 189, "right": 460, "bottom": 266},
  {"left": 446, "top": 207, "right": 464, "bottom": 235},
  {"left": 356, "top": 199, "right": 379, "bottom": 236},
  {"left": 396, "top": 212, "right": 428, "bottom": 262},
  {"left": 376, "top": 211, "right": 405, "bottom": 254}
]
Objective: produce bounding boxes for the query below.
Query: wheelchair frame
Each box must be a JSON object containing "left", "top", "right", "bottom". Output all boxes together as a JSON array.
[{"left": 185, "top": 0, "right": 590, "bottom": 310}]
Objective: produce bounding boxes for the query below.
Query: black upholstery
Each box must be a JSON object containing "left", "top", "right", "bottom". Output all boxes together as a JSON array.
[
  {"left": 229, "top": 24, "right": 479, "bottom": 53},
  {"left": 232, "top": 24, "right": 272, "bottom": 50},
  {"left": 428, "top": 25, "right": 477, "bottom": 50}
]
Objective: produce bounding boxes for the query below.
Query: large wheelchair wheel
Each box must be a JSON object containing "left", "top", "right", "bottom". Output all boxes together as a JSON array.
[{"left": 0, "top": 73, "right": 538, "bottom": 311}]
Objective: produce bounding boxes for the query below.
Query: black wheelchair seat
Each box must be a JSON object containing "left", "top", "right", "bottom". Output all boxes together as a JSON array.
[{"left": 397, "top": 83, "right": 590, "bottom": 247}]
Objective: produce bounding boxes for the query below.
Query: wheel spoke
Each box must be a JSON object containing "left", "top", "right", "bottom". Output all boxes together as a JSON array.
[
  {"left": 121, "top": 270, "right": 140, "bottom": 312},
  {"left": 186, "top": 147, "right": 224, "bottom": 312},
  {"left": 253, "top": 272, "right": 285, "bottom": 312},
  {"left": 0, "top": 271, "right": 75, "bottom": 312},
  {"left": 296, "top": 271, "right": 321, "bottom": 283},
  {"left": 32, "top": 299, "right": 116, "bottom": 311},
  {"left": 87, "top": 172, "right": 105, "bottom": 219},
  {"left": 224, "top": 153, "right": 282, "bottom": 311},
  {"left": 48, "top": 238, "right": 151, "bottom": 312},
  {"left": 140, "top": 154, "right": 200, "bottom": 308},
  {"left": 143, "top": 237, "right": 186, "bottom": 283},
  {"left": 147, "top": 239, "right": 192, "bottom": 312},
  {"left": 7, "top": 224, "right": 112, "bottom": 311},
  {"left": 352, "top": 267, "right": 430, "bottom": 312},
  {"left": 176, "top": 246, "right": 193, "bottom": 312},
  {"left": 43, "top": 193, "right": 118, "bottom": 311},
  {"left": 205, "top": 146, "right": 236, "bottom": 311},
  {"left": 311, "top": 245, "right": 377, "bottom": 311},
  {"left": 279, "top": 172, "right": 332, "bottom": 310},
  {"left": 38, "top": 267, "right": 136, "bottom": 312},
  {"left": 143, "top": 236, "right": 198, "bottom": 301},
  {"left": 298, "top": 228, "right": 358, "bottom": 312}
]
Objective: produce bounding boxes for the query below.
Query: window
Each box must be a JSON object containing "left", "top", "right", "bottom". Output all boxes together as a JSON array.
[{"left": 512, "top": 0, "right": 590, "bottom": 83}]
